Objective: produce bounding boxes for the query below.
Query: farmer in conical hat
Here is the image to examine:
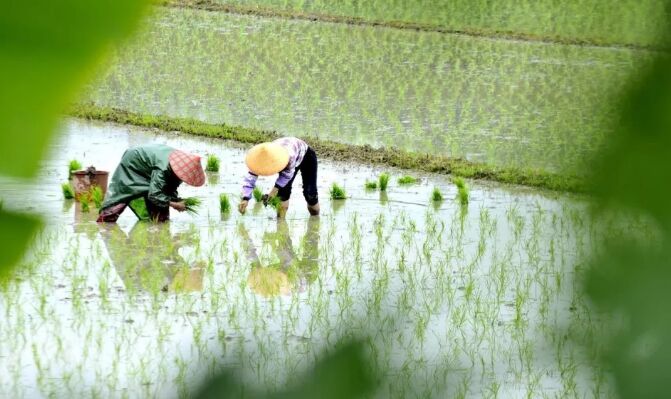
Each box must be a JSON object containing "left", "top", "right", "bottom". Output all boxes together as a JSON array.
[
  {"left": 97, "top": 144, "right": 205, "bottom": 223},
  {"left": 238, "top": 137, "right": 319, "bottom": 218}
]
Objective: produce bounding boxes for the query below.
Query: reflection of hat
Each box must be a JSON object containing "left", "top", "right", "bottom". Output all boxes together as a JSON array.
[
  {"left": 169, "top": 267, "right": 204, "bottom": 292},
  {"left": 169, "top": 150, "right": 205, "bottom": 186},
  {"left": 247, "top": 266, "right": 291, "bottom": 297},
  {"left": 245, "top": 143, "right": 289, "bottom": 176}
]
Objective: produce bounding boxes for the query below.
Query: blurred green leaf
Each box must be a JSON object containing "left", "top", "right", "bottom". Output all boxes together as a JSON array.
[
  {"left": 0, "top": 0, "right": 150, "bottom": 178},
  {"left": 0, "top": 211, "right": 41, "bottom": 276},
  {"left": 587, "top": 5, "right": 671, "bottom": 398},
  {"left": 196, "top": 340, "right": 376, "bottom": 399}
]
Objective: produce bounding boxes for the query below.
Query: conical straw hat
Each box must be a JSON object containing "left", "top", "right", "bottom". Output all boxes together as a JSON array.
[
  {"left": 245, "top": 143, "right": 289, "bottom": 176},
  {"left": 169, "top": 150, "right": 205, "bottom": 187}
]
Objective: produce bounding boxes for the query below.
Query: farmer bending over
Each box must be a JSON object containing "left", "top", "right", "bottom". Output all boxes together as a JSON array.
[
  {"left": 97, "top": 144, "right": 205, "bottom": 223},
  {"left": 238, "top": 137, "right": 319, "bottom": 218}
]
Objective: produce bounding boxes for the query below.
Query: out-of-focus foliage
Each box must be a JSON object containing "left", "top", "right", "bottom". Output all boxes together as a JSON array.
[
  {"left": 586, "top": 4, "right": 671, "bottom": 397},
  {"left": 0, "top": 1, "right": 149, "bottom": 272},
  {"left": 196, "top": 341, "right": 375, "bottom": 399}
]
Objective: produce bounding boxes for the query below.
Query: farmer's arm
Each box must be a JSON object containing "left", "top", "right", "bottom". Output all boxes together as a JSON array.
[
  {"left": 274, "top": 167, "right": 296, "bottom": 191},
  {"left": 148, "top": 170, "right": 184, "bottom": 210},
  {"left": 238, "top": 171, "right": 258, "bottom": 213}
]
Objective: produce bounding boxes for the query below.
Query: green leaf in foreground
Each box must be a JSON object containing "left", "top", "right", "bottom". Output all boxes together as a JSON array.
[
  {"left": 0, "top": 211, "right": 41, "bottom": 277},
  {"left": 195, "top": 340, "right": 375, "bottom": 399},
  {"left": 0, "top": 0, "right": 150, "bottom": 179}
]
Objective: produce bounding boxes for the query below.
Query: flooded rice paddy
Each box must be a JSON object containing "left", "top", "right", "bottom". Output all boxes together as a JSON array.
[
  {"left": 85, "top": 8, "right": 651, "bottom": 174},
  {"left": 0, "top": 119, "right": 628, "bottom": 398},
  {"left": 204, "top": 0, "right": 667, "bottom": 47}
]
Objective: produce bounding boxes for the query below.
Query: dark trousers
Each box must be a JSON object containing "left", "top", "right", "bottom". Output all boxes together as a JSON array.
[
  {"left": 97, "top": 197, "right": 170, "bottom": 223},
  {"left": 277, "top": 147, "right": 319, "bottom": 206}
]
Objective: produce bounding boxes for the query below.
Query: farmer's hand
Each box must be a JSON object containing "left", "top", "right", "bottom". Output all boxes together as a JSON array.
[
  {"left": 238, "top": 200, "right": 249, "bottom": 214},
  {"left": 170, "top": 201, "right": 186, "bottom": 212},
  {"left": 263, "top": 187, "right": 279, "bottom": 206}
]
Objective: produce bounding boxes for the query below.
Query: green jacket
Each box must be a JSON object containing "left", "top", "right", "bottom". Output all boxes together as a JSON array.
[{"left": 101, "top": 144, "right": 181, "bottom": 209}]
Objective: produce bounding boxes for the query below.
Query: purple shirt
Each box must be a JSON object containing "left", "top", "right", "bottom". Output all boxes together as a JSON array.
[{"left": 241, "top": 137, "right": 309, "bottom": 199}]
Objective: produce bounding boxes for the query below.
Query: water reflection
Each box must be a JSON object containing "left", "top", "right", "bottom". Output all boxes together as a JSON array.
[
  {"left": 239, "top": 218, "right": 320, "bottom": 297},
  {"left": 100, "top": 222, "right": 204, "bottom": 295}
]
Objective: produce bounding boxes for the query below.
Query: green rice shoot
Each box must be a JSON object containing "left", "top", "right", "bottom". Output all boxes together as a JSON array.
[
  {"left": 330, "top": 183, "right": 347, "bottom": 200},
  {"left": 398, "top": 175, "right": 418, "bottom": 185},
  {"left": 268, "top": 195, "right": 282, "bottom": 211},
  {"left": 129, "top": 198, "right": 150, "bottom": 220},
  {"left": 62, "top": 183, "right": 75, "bottom": 199},
  {"left": 206, "top": 154, "right": 220, "bottom": 172},
  {"left": 454, "top": 177, "right": 469, "bottom": 205},
  {"left": 379, "top": 173, "right": 390, "bottom": 191},
  {"left": 252, "top": 187, "right": 264, "bottom": 202},
  {"left": 431, "top": 187, "right": 443, "bottom": 202},
  {"left": 90, "top": 186, "right": 104, "bottom": 209},
  {"left": 365, "top": 180, "right": 378, "bottom": 190},
  {"left": 184, "top": 197, "right": 202, "bottom": 215},
  {"left": 80, "top": 198, "right": 90, "bottom": 213},
  {"left": 219, "top": 193, "right": 231, "bottom": 213},
  {"left": 68, "top": 159, "right": 82, "bottom": 178}
]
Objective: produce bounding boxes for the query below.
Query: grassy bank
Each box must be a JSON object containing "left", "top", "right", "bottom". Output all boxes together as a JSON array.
[
  {"left": 163, "top": 0, "right": 667, "bottom": 50},
  {"left": 70, "top": 103, "right": 586, "bottom": 193}
]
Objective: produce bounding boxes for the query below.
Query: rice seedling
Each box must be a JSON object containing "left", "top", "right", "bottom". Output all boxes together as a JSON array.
[
  {"left": 90, "top": 186, "right": 104, "bottom": 209},
  {"left": 129, "top": 198, "right": 150, "bottom": 220},
  {"left": 206, "top": 154, "right": 220, "bottom": 172},
  {"left": 183, "top": 197, "right": 202, "bottom": 215},
  {"left": 329, "top": 183, "right": 346, "bottom": 200},
  {"left": 379, "top": 173, "right": 390, "bottom": 191},
  {"left": 365, "top": 180, "right": 378, "bottom": 190},
  {"left": 252, "top": 187, "right": 264, "bottom": 202},
  {"left": 80, "top": 198, "right": 90, "bottom": 213},
  {"left": 431, "top": 187, "right": 443, "bottom": 202},
  {"left": 219, "top": 193, "right": 231, "bottom": 213},
  {"left": 398, "top": 175, "right": 418, "bottom": 185},
  {"left": 62, "top": 182, "right": 75, "bottom": 199},
  {"left": 268, "top": 195, "right": 282, "bottom": 210},
  {"left": 68, "top": 159, "right": 82, "bottom": 178},
  {"left": 454, "top": 177, "right": 469, "bottom": 205}
]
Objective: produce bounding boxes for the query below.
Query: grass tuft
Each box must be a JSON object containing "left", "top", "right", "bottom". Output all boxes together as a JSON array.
[
  {"left": 330, "top": 183, "right": 347, "bottom": 200},
  {"left": 431, "top": 187, "right": 443, "bottom": 202},
  {"left": 219, "top": 193, "right": 231, "bottom": 213},
  {"left": 62, "top": 183, "right": 75, "bottom": 199},
  {"left": 398, "top": 175, "right": 418, "bottom": 185},
  {"left": 206, "top": 154, "right": 220, "bottom": 172},
  {"left": 453, "top": 177, "right": 469, "bottom": 205},
  {"left": 68, "top": 159, "right": 82, "bottom": 178},
  {"left": 365, "top": 180, "right": 378, "bottom": 190},
  {"left": 379, "top": 173, "right": 390, "bottom": 191}
]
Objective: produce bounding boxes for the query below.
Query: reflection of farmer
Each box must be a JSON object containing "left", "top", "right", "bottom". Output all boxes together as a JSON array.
[
  {"left": 238, "top": 137, "right": 320, "bottom": 218},
  {"left": 240, "top": 218, "right": 320, "bottom": 297},
  {"left": 97, "top": 144, "right": 205, "bottom": 223},
  {"left": 100, "top": 222, "right": 204, "bottom": 294}
]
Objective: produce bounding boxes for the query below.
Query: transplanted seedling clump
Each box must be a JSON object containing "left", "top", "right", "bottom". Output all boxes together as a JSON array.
[
  {"left": 365, "top": 180, "right": 378, "bottom": 190},
  {"left": 330, "top": 183, "right": 346, "bottom": 200},
  {"left": 219, "top": 193, "right": 231, "bottom": 213},
  {"left": 431, "top": 187, "right": 443, "bottom": 202},
  {"left": 398, "top": 175, "right": 418, "bottom": 185},
  {"left": 453, "top": 177, "right": 469, "bottom": 205},
  {"left": 379, "top": 173, "right": 390, "bottom": 191},
  {"left": 68, "top": 159, "right": 82, "bottom": 178},
  {"left": 206, "top": 154, "right": 220, "bottom": 172},
  {"left": 62, "top": 183, "right": 75, "bottom": 199}
]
